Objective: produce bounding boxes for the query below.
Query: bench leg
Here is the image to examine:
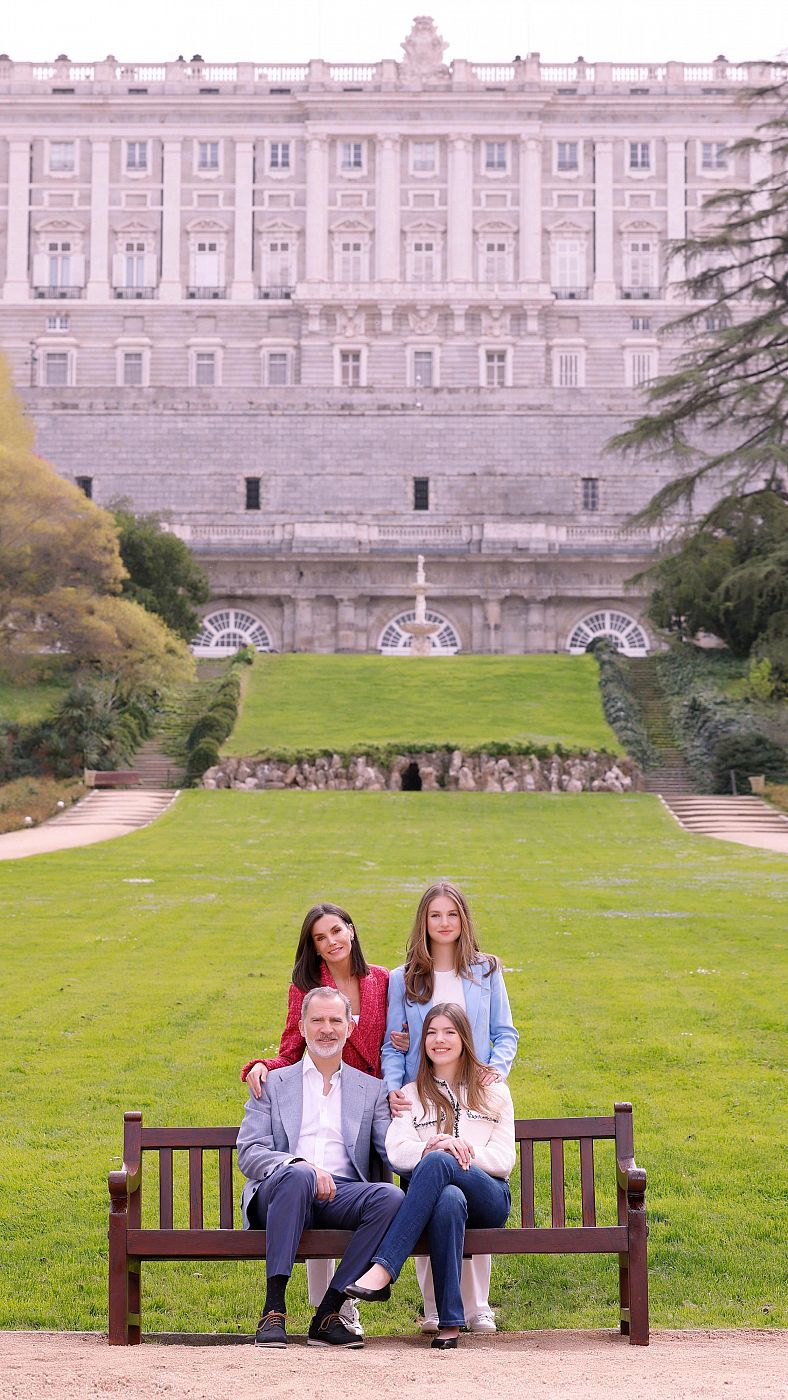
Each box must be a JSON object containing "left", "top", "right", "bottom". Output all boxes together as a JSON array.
[
  {"left": 627, "top": 1203, "right": 649, "bottom": 1346},
  {"left": 128, "top": 1260, "right": 141, "bottom": 1345},
  {"left": 108, "top": 1215, "right": 129, "bottom": 1345},
  {"left": 617, "top": 1253, "right": 630, "bottom": 1336}
]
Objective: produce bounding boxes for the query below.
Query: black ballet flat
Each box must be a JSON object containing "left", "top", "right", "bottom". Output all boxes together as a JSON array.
[
  {"left": 344, "top": 1281, "right": 392, "bottom": 1302},
  {"left": 430, "top": 1335, "right": 459, "bottom": 1350}
]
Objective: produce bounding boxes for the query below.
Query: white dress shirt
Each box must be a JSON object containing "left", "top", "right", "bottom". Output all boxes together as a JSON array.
[{"left": 295, "top": 1053, "right": 356, "bottom": 1179}]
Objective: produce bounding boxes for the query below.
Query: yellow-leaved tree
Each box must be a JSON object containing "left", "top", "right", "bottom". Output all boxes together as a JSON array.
[{"left": 0, "top": 357, "right": 194, "bottom": 689}]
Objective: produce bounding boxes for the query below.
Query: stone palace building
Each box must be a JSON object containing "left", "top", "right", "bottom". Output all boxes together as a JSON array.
[{"left": 0, "top": 19, "right": 776, "bottom": 655}]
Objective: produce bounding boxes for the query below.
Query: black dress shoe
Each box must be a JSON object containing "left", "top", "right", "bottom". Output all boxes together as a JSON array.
[
  {"left": 431, "top": 1335, "right": 459, "bottom": 1350},
  {"left": 344, "top": 1281, "right": 392, "bottom": 1302},
  {"left": 254, "top": 1311, "right": 287, "bottom": 1348},
  {"left": 307, "top": 1311, "right": 364, "bottom": 1348}
]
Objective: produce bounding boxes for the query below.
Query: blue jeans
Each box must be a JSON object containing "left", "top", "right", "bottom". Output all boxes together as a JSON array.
[{"left": 372, "top": 1153, "right": 511, "bottom": 1327}]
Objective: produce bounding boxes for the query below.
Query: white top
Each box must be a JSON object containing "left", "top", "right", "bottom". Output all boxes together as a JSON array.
[
  {"left": 295, "top": 1053, "right": 355, "bottom": 1180},
  {"left": 385, "top": 1079, "right": 516, "bottom": 1179},
  {"left": 432, "top": 968, "right": 466, "bottom": 1009}
]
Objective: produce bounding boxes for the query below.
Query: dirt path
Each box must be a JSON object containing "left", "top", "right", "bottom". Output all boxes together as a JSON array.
[{"left": 0, "top": 1329, "right": 784, "bottom": 1400}]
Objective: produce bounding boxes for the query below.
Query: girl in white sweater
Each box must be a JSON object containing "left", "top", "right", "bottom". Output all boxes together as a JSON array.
[{"left": 347, "top": 1004, "right": 515, "bottom": 1349}]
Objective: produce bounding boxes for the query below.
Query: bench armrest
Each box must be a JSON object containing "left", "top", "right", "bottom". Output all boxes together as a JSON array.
[
  {"left": 616, "top": 1155, "right": 647, "bottom": 1198},
  {"left": 108, "top": 1111, "right": 143, "bottom": 1215}
]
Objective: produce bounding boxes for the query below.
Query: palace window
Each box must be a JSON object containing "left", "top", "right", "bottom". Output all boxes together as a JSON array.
[
  {"left": 479, "top": 239, "right": 512, "bottom": 282},
  {"left": 623, "top": 237, "right": 659, "bottom": 294},
  {"left": 625, "top": 348, "right": 657, "bottom": 386},
  {"left": 484, "top": 349, "right": 508, "bottom": 388},
  {"left": 188, "top": 231, "right": 226, "bottom": 292},
  {"left": 334, "top": 237, "right": 369, "bottom": 282},
  {"left": 581, "top": 477, "right": 599, "bottom": 511},
  {"left": 551, "top": 235, "right": 587, "bottom": 293},
  {"left": 339, "top": 350, "right": 362, "bottom": 387},
  {"left": 261, "top": 236, "right": 296, "bottom": 290},
  {"left": 193, "top": 350, "right": 218, "bottom": 386},
  {"left": 339, "top": 141, "right": 365, "bottom": 173},
  {"left": 413, "top": 477, "right": 430, "bottom": 510},
  {"left": 484, "top": 141, "right": 508, "bottom": 173},
  {"left": 126, "top": 141, "right": 148, "bottom": 172},
  {"left": 245, "top": 477, "right": 261, "bottom": 511},
  {"left": 75, "top": 476, "right": 93, "bottom": 498},
  {"left": 269, "top": 141, "right": 291, "bottom": 171},
  {"left": 701, "top": 141, "right": 728, "bottom": 171},
  {"left": 46, "top": 314, "right": 70, "bottom": 332},
  {"left": 411, "top": 140, "right": 437, "bottom": 173},
  {"left": 552, "top": 348, "right": 585, "bottom": 388},
  {"left": 408, "top": 238, "right": 439, "bottom": 283},
  {"left": 265, "top": 351, "right": 292, "bottom": 386},
  {"left": 122, "top": 352, "right": 144, "bottom": 386},
  {"left": 48, "top": 141, "right": 75, "bottom": 173},
  {"left": 412, "top": 350, "right": 434, "bottom": 388},
  {"left": 197, "top": 141, "right": 220, "bottom": 172},
  {"left": 628, "top": 141, "right": 651, "bottom": 171},
  {"left": 44, "top": 351, "right": 72, "bottom": 386},
  {"left": 631, "top": 316, "right": 652, "bottom": 331},
  {"left": 556, "top": 141, "right": 579, "bottom": 172}
]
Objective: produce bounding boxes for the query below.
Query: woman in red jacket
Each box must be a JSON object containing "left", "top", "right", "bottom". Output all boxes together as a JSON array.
[{"left": 240, "top": 901, "right": 408, "bottom": 1334}]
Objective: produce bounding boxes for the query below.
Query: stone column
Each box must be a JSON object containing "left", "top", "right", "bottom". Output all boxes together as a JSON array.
[
  {"left": 231, "top": 140, "right": 255, "bottom": 301},
  {"left": 336, "top": 596, "right": 357, "bottom": 651},
  {"left": 86, "top": 139, "right": 111, "bottom": 301},
  {"left": 375, "top": 136, "right": 401, "bottom": 281},
  {"left": 160, "top": 139, "right": 183, "bottom": 302},
  {"left": 484, "top": 597, "right": 503, "bottom": 653},
  {"left": 3, "top": 140, "right": 31, "bottom": 301},
  {"left": 281, "top": 596, "right": 296, "bottom": 652},
  {"left": 519, "top": 135, "right": 543, "bottom": 284},
  {"left": 294, "top": 596, "right": 315, "bottom": 651},
  {"left": 305, "top": 135, "right": 329, "bottom": 281},
  {"left": 665, "top": 140, "right": 686, "bottom": 294},
  {"left": 593, "top": 139, "right": 615, "bottom": 302},
  {"left": 447, "top": 135, "right": 474, "bottom": 282},
  {"left": 526, "top": 600, "right": 547, "bottom": 651}
]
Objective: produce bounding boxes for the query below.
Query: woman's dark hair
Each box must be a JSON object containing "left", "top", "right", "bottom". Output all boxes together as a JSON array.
[{"left": 291, "top": 902, "right": 370, "bottom": 993}]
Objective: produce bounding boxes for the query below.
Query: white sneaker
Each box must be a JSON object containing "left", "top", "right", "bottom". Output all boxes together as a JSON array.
[
  {"left": 466, "top": 1308, "right": 497, "bottom": 1333},
  {"left": 339, "top": 1297, "right": 364, "bottom": 1336},
  {"left": 419, "top": 1314, "right": 439, "bottom": 1333}
]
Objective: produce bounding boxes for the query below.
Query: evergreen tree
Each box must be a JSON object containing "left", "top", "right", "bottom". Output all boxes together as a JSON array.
[{"left": 113, "top": 508, "right": 210, "bottom": 644}]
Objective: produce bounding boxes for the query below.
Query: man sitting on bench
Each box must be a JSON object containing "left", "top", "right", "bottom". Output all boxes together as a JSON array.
[{"left": 237, "top": 986, "right": 404, "bottom": 1349}]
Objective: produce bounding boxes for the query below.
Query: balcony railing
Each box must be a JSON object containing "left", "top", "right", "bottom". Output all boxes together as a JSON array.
[
  {"left": 552, "top": 286, "right": 590, "bottom": 300},
  {"left": 257, "top": 284, "right": 295, "bottom": 300},
  {"left": 620, "top": 285, "right": 663, "bottom": 300},
  {"left": 33, "top": 286, "right": 83, "bottom": 299},
  {"left": 186, "top": 286, "right": 227, "bottom": 299},
  {"left": 114, "top": 287, "right": 157, "bottom": 299}
]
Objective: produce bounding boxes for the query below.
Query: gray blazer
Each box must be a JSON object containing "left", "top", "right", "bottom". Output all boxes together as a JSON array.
[{"left": 237, "top": 1058, "right": 392, "bottom": 1226}]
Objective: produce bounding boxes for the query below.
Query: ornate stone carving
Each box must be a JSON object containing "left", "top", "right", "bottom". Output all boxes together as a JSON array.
[
  {"left": 336, "top": 304, "right": 365, "bottom": 337},
  {"left": 408, "top": 305, "right": 439, "bottom": 335},
  {"left": 481, "top": 304, "right": 510, "bottom": 337},
  {"left": 400, "top": 16, "right": 449, "bottom": 81}
]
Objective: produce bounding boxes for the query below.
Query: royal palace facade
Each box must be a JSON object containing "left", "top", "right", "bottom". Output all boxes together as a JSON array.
[{"left": 0, "top": 20, "right": 776, "bottom": 655}]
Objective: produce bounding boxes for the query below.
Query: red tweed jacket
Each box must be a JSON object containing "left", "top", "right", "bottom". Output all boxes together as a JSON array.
[{"left": 240, "top": 962, "right": 390, "bottom": 1082}]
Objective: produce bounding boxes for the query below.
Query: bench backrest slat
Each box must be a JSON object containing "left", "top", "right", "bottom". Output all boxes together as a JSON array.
[
  {"left": 159, "top": 1148, "right": 174, "bottom": 1229},
  {"left": 516, "top": 1116, "right": 615, "bottom": 1141},
  {"left": 188, "top": 1148, "right": 203, "bottom": 1230},
  {"left": 219, "top": 1147, "right": 234, "bottom": 1230},
  {"left": 580, "top": 1137, "right": 597, "bottom": 1226},
  {"left": 520, "top": 1137, "right": 535, "bottom": 1228},
  {"left": 550, "top": 1139, "right": 566, "bottom": 1227}
]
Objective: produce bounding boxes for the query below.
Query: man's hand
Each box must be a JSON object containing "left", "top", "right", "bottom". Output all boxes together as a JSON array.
[
  {"left": 313, "top": 1168, "right": 337, "bottom": 1202},
  {"left": 421, "top": 1134, "right": 475, "bottom": 1169},
  {"left": 246, "top": 1063, "right": 269, "bottom": 1100},
  {"left": 388, "top": 1088, "right": 412, "bottom": 1117}
]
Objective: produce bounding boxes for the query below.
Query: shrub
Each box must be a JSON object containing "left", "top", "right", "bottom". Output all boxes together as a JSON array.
[
  {"left": 231, "top": 646, "right": 256, "bottom": 666},
  {"left": 593, "top": 642, "right": 656, "bottom": 769},
  {"left": 711, "top": 732, "right": 788, "bottom": 794},
  {"left": 746, "top": 658, "right": 776, "bottom": 702},
  {"left": 187, "top": 713, "right": 233, "bottom": 748},
  {"left": 185, "top": 738, "right": 221, "bottom": 784}
]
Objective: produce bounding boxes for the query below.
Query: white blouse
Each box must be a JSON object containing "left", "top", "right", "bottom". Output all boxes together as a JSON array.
[
  {"left": 385, "top": 1078, "right": 516, "bottom": 1179},
  {"left": 432, "top": 968, "right": 466, "bottom": 1009}
]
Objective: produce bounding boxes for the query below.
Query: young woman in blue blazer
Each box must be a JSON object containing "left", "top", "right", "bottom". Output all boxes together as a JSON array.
[{"left": 382, "top": 881, "right": 518, "bottom": 1333}]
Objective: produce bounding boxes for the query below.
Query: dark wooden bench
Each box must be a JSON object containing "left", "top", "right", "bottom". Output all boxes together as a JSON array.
[
  {"left": 85, "top": 769, "right": 141, "bottom": 789},
  {"left": 108, "top": 1101, "right": 648, "bottom": 1346}
]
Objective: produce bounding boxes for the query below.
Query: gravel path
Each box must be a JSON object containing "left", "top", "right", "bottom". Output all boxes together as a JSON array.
[{"left": 0, "top": 1329, "right": 784, "bottom": 1400}]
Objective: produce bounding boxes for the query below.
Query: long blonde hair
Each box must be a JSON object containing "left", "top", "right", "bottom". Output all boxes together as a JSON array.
[
  {"left": 415, "top": 1003, "right": 496, "bottom": 1132},
  {"left": 403, "top": 881, "right": 499, "bottom": 1004}
]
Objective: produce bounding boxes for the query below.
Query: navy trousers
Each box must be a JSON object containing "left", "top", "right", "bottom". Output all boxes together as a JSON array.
[{"left": 247, "top": 1161, "right": 404, "bottom": 1295}]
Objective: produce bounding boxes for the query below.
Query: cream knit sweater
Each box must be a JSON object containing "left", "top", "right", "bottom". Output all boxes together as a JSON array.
[{"left": 385, "top": 1078, "right": 516, "bottom": 1178}]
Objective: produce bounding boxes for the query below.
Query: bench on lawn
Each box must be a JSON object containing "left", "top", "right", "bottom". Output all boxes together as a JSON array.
[
  {"left": 84, "top": 770, "right": 141, "bottom": 789},
  {"left": 108, "top": 1101, "right": 648, "bottom": 1346}
]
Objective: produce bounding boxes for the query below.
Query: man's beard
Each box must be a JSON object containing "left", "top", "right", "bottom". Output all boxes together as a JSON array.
[{"left": 307, "top": 1037, "right": 342, "bottom": 1059}]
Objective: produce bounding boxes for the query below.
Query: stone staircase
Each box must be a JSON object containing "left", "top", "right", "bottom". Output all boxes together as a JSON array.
[
  {"left": 133, "top": 738, "right": 185, "bottom": 791},
  {"left": 661, "top": 794, "right": 788, "bottom": 848},
  {"left": 48, "top": 789, "right": 176, "bottom": 829},
  {"left": 627, "top": 656, "right": 695, "bottom": 796}
]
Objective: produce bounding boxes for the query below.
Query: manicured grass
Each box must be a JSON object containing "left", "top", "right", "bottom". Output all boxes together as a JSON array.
[
  {"left": 0, "top": 665, "right": 70, "bottom": 724},
  {"left": 0, "top": 776, "right": 84, "bottom": 834},
  {"left": 1, "top": 792, "right": 785, "bottom": 1337},
  {"left": 226, "top": 654, "right": 620, "bottom": 755}
]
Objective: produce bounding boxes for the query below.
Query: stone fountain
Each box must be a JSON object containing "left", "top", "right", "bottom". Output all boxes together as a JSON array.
[{"left": 400, "top": 554, "right": 440, "bottom": 656}]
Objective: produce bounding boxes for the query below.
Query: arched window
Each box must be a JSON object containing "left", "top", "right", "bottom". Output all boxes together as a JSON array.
[
  {"left": 567, "top": 610, "right": 649, "bottom": 657},
  {"left": 192, "top": 609, "right": 272, "bottom": 656},
  {"left": 378, "top": 611, "right": 461, "bottom": 655}
]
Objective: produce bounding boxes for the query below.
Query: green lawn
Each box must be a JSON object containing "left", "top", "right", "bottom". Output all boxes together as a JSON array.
[
  {"left": 0, "top": 665, "right": 70, "bottom": 724},
  {"left": 226, "top": 654, "right": 620, "bottom": 755},
  {"left": 1, "top": 792, "right": 785, "bottom": 1337}
]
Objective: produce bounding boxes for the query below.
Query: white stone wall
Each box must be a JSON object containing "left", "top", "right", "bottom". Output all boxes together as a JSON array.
[{"left": 0, "top": 29, "right": 777, "bottom": 653}]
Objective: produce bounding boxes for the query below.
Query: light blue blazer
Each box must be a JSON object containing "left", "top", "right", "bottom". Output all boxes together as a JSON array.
[{"left": 381, "top": 959, "right": 519, "bottom": 1091}]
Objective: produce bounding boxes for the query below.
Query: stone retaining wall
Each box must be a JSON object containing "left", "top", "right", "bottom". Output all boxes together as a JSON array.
[{"left": 202, "top": 751, "right": 642, "bottom": 793}]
